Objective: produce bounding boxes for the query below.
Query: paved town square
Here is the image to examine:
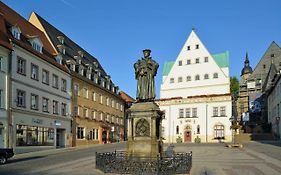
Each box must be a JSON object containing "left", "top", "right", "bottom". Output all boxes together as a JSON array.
[{"left": 0, "top": 141, "right": 280, "bottom": 175}]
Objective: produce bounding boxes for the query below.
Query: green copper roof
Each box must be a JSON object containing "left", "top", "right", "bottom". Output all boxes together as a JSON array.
[
  {"left": 162, "top": 61, "right": 175, "bottom": 76},
  {"left": 212, "top": 51, "right": 229, "bottom": 68},
  {"left": 162, "top": 51, "right": 229, "bottom": 76}
]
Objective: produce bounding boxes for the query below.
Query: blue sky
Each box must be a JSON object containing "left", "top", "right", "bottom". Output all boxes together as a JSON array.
[{"left": 3, "top": 0, "right": 281, "bottom": 98}]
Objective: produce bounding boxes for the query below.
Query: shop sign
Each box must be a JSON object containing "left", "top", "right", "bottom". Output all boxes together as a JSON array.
[
  {"left": 32, "top": 118, "right": 43, "bottom": 125},
  {"left": 55, "top": 120, "right": 61, "bottom": 126}
]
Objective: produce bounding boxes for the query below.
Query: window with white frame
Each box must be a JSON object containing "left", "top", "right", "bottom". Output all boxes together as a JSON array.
[
  {"left": 31, "top": 63, "right": 39, "bottom": 80},
  {"left": 185, "top": 108, "right": 190, "bottom": 118},
  {"left": 186, "top": 59, "right": 191, "bottom": 65},
  {"left": 186, "top": 76, "right": 191, "bottom": 82},
  {"left": 197, "top": 125, "right": 200, "bottom": 134},
  {"left": 187, "top": 46, "right": 190, "bottom": 50},
  {"left": 111, "top": 100, "right": 115, "bottom": 108},
  {"left": 92, "top": 110, "right": 96, "bottom": 119},
  {"left": 214, "top": 124, "right": 224, "bottom": 138},
  {"left": 53, "top": 100, "right": 59, "bottom": 114},
  {"left": 52, "top": 74, "right": 59, "bottom": 89},
  {"left": 17, "top": 56, "right": 26, "bottom": 75},
  {"left": 213, "top": 107, "right": 218, "bottom": 116},
  {"left": 32, "top": 42, "right": 42, "bottom": 53},
  {"left": 0, "top": 89, "right": 3, "bottom": 108},
  {"left": 195, "top": 75, "right": 200, "bottom": 80},
  {"left": 192, "top": 108, "right": 197, "bottom": 117},
  {"left": 176, "top": 125, "right": 179, "bottom": 134},
  {"left": 11, "top": 26, "right": 21, "bottom": 40},
  {"left": 106, "top": 97, "right": 109, "bottom": 106},
  {"left": 42, "top": 97, "right": 49, "bottom": 112},
  {"left": 83, "top": 88, "right": 88, "bottom": 99},
  {"left": 196, "top": 44, "right": 199, "bottom": 49},
  {"left": 74, "top": 84, "right": 79, "bottom": 96},
  {"left": 92, "top": 92, "right": 96, "bottom": 101},
  {"left": 170, "top": 78, "right": 174, "bottom": 83},
  {"left": 100, "top": 94, "right": 103, "bottom": 104},
  {"left": 61, "top": 103, "right": 67, "bottom": 116},
  {"left": 220, "top": 106, "right": 226, "bottom": 116},
  {"left": 30, "top": 94, "right": 38, "bottom": 110},
  {"left": 17, "top": 89, "right": 26, "bottom": 107},
  {"left": 61, "top": 79, "right": 67, "bottom": 92},
  {"left": 195, "top": 58, "right": 200, "bottom": 64},
  {"left": 42, "top": 69, "right": 49, "bottom": 85},
  {"left": 77, "top": 127, "right": 85, "bottom": 139},
  {"left": 120, "top": 104, "right": 123, "bottom": 111},
  {"left": 179, "top": 108, "right": 184, "bottom": 118}
]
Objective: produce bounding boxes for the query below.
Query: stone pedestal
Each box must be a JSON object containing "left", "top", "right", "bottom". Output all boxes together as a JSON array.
[{"left": 127, "top": 102, "right": 163, "bottom": 158}]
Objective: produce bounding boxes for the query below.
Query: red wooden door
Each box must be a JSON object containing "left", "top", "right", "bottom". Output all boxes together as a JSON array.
[{"left": 184, "top": 131, "right": 192, "bottom": 142}]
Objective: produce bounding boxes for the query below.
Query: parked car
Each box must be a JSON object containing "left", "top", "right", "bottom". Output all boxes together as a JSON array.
[{"left": 0, "top": 148, "right": 14, "bottom": 164}]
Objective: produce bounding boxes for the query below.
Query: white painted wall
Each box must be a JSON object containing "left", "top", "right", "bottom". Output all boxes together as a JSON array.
[
  {"left": 0, "top": 46, "right": 10, "bottom": 148},
  {"left": 10, "top": 45, "right": 72, "bottom": 148},
  {"left": 159, "top": 30, "right": 232, "bottom": 143},
  {"left": 160, "top": 30, "right": 230, "bottom": 99}
]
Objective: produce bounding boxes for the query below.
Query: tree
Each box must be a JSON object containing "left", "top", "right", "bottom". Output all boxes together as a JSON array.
[{"left": 230, "top": 76, "right": 239, "bottom": 94}]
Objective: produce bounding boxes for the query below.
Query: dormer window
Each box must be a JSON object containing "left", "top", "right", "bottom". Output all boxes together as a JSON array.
[
  {"left": 55, "top": 55, "right": 63, "bottom": 65},
  {"left": 57, "top": 36, "right": 64, "bottom": 45},
  {"left": 78, "top": 51, "right": 84, "bottom": 58},
  {"left": 79, "top": 65, "right": 84, "bottom": 75},
  {"left": 11, "top": 25, "right": 21, "bottom": 40},
  {"left": 29, "top": 37, "right": 43, "bottom": 53},
  {"left": 57, "top": 45, "right": 66, "bottom": 55}
]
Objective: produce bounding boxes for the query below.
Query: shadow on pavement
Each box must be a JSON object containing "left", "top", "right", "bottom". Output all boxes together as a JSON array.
[{"left": 8, "top": 156, "right": 46, "bottom": 164}]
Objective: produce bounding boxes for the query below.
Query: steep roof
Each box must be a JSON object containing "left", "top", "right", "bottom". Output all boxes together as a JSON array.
[
  {"left": 212, "top": 51, "right": 229, "bottom": 68},
  {"left": 162, "top": 51, "right": 229, "bottom": 76},
  {"left": 31, "top": 12, "right": 108, "bottom": 78},
  {"left": 0, "top": 2, "right": 69, "bottom": 73},
  {"left": 119, "top": 91, "right": 135, "bottom": 103},
  {"left": 249, "top": 41, "right": 281, "bottom": 91}
]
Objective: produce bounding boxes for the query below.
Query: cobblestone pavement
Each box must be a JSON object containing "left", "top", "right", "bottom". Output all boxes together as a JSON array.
[
  {"left": 1, "top": 141, "right": 281, "bottom": 175},
  {"left": 173, "top": 142, "right": 281, "bottom": 175}
]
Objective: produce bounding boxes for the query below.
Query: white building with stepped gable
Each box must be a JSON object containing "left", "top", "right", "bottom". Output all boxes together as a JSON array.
[{"left": 158, "top": 29, "right": 232, "bottom": 143}]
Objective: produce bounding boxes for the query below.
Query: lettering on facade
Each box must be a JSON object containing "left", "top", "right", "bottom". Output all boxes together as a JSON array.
[{"left": 32, "top": 118, "right": 43, "bottom": 125}]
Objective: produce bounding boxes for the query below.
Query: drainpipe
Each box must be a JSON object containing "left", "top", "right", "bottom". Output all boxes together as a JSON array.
[{"left": 7, "top": 50, "right": 13, "bottom": 148}]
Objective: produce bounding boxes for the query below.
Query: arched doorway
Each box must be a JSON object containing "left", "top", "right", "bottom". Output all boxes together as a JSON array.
[{"left": 184, "top": 125, "right": 192, "bottom": 142}]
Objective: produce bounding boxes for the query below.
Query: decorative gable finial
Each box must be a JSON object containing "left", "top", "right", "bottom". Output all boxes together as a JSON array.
[{"left": 192, "top": 26, "right": 196, "bottom": 32}]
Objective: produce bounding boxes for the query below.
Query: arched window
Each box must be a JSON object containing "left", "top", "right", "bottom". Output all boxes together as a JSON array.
[
  {"left": 213, "top": 73, "right": 218, "bottom": 79},
  {"left": 186, "top": 76, "right": 191, "bottom": 82},
  {"left": 204, "top": 74, "right": 209, "bottom": 79},
  {"left": 195, "top": 75, "right": 200, "bottom": 80},
  {"left": 176, "top": 125, "right": 179, "bottom": 134},
  {"left": 214, "top": 124, "right": 224, "bottom": 138}
]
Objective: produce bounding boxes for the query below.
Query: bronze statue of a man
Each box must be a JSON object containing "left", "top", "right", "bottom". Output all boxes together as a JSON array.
[{"left": 134, "top": 49, "right": 159, "bottom": 102}]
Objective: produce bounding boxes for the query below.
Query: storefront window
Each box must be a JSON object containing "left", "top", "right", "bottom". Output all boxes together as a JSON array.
[{"left": 16, "top": 125, "right": 54, "bottom": 146}]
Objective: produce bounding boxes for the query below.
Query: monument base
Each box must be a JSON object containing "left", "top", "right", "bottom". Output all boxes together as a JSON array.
[{"left": 127, "top": 102, "right": 163, "bottom": 158}]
